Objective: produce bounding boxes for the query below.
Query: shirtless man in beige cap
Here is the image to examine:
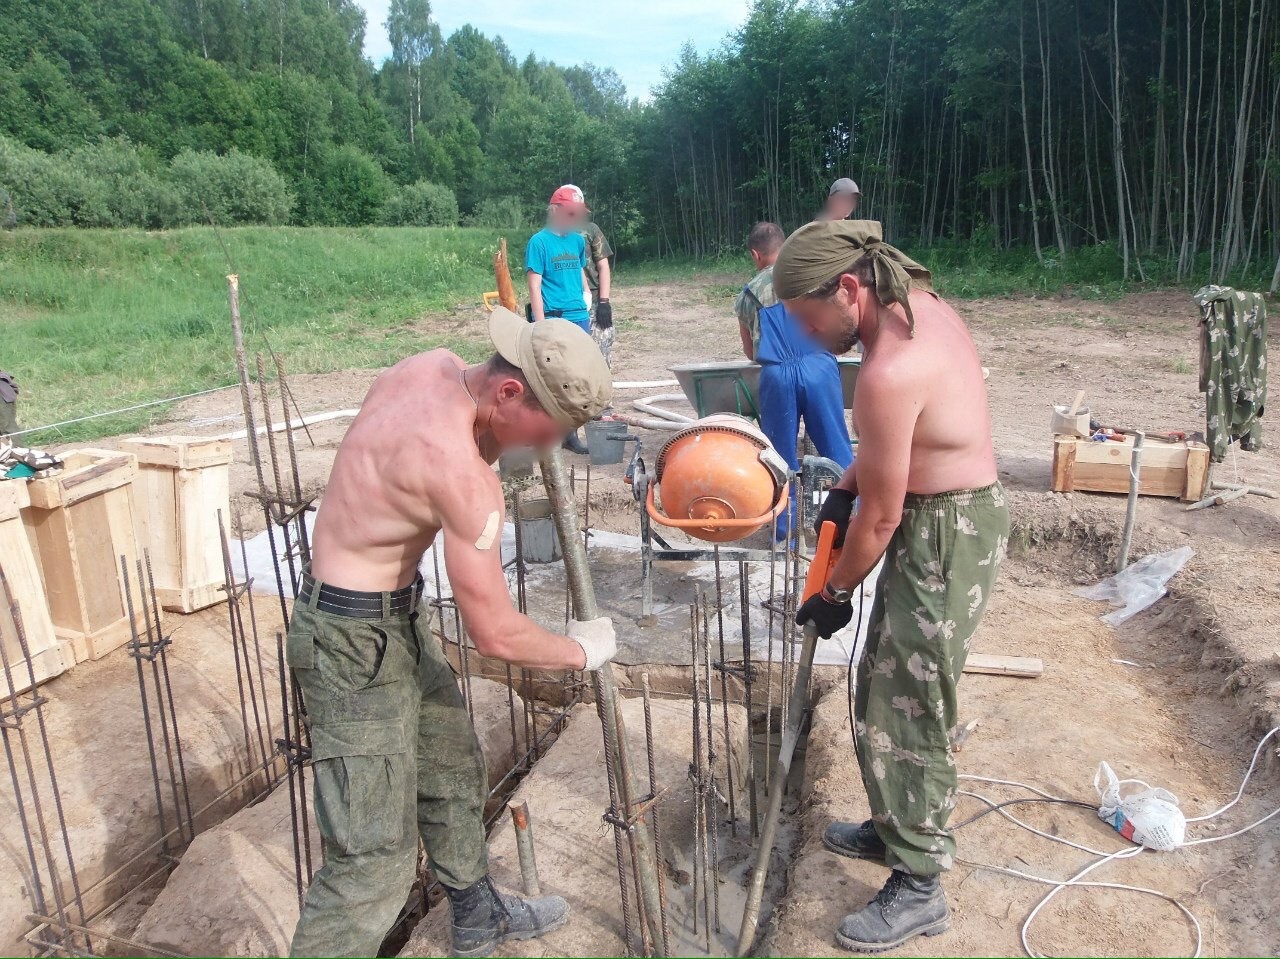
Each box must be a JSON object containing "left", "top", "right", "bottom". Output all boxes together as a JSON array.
[{"left": 288, "top": 307, "right": 616, "bottom": 959}]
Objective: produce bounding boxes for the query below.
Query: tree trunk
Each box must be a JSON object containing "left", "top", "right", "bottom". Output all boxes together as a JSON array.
[{"left": 1018, "top": 4, "right": 1045, "bottom": 265}]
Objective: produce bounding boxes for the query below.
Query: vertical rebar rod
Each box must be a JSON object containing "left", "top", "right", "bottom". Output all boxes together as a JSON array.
[
  {"left": 234, "top": 515, "right": 277, "bottom": 788},
  {"left": 599, "top": 677, "right": 637, "bottom": 958},
  {"left": 688, "top": 604, "right": 702, "bottom": 941},
  {"left": 696, "top": 602, "right": 713, "bottom": 953},
  {"left": 702, "top": 597, "right": 721, "bottom": 936},
  {"left": 739, "top": 562, "right": 759, "bottom": 839},
  {"left": 145, "top": 552, "right": 195, "bottom": 840},
  {"left": 711, "top": 547, "right": 736, "bottom": 836},
  {"left": 227, "top": 274, "right": 291, "bottom": 632},
  {"left": 538, "top": 448, "right": 667, "bottom": 956},
  {"left": 275, "top": 633, "right": 305, "bottom": 909},
  {"left": 134, "top": 559, "right": 186, "bottom": 845},
  {"left": 737, "top": 622, "right": 820, "bottom": 957},
  {"left": 641, "top": 673, "right": 672, "bottom": 957},
  {"left": 0, "top": 569, "right": 80, "bottom": 950},
  {"left": 218, "top": 514, "right": 270, "bottom": 788},
  {"left": 273, "top": 352, "right": 312, "bottom": 566},
  {"left": 614, "top": 697, "right": 655, "bottom": 959},
  {"left": 764, "top": 535, "right": 778, "bottom": 793},
  {"left": 256, "top": 353, "right": 300, "bottom": 598},
  {"left": 508, "top": 800, "right": 543, "bottom": 897},
  {"left": 123, "top": 560, "right": 171, "bottom": 860}
]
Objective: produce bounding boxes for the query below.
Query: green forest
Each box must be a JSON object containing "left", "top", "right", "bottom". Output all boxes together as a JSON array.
[{"left": 2, "top": 0, "right": 1279, "bottom": 287}]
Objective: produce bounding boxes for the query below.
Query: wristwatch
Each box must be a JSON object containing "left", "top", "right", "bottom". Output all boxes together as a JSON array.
[{"left": 821, "top": 582, "right": 854, "bottom": 604}]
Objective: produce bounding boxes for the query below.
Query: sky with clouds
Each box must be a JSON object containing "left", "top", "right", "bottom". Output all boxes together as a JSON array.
[{"left": 352, "top": 0, "right": 751, "bottom": 99}]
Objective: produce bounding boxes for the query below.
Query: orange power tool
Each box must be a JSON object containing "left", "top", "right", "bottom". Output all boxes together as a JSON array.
[{"left": 738, "top": 520, "right": 843, "bottom": 955}]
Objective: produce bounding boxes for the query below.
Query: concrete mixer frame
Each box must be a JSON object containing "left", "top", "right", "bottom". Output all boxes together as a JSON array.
[{"left": 626, "top": 444, "right": 846, "bottom": 623}]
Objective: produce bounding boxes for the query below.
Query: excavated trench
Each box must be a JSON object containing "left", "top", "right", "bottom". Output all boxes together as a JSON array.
[{"left": 6, "top": 494, "right": 1279, "bottom": 958}]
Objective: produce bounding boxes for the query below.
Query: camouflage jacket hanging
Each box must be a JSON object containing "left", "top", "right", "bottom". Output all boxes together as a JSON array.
[{"left": 1193, "top": 286, "right": 1267, "bottom": 462}]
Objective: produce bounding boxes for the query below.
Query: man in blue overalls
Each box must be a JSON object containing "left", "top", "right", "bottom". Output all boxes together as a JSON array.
[{"left": 736, "top": 221, "right": 854, "bottom": 543}]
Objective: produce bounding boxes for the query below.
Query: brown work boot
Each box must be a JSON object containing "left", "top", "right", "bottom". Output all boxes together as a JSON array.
[{"left": 445, "top": 876, "right": 570, "bottom": 958}]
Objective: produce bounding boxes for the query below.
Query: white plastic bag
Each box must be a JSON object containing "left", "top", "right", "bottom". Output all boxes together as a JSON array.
[
  {"left": 1075, "top": 545, "right": 1193, "bottom": 626},
  {"left": 1094, "top": 761, "right": 1186, "bottom": 851}
]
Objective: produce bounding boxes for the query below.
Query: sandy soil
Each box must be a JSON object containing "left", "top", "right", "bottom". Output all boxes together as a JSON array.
[{"left": 67, "top": 276, "right": 1280, "bottom": 956}]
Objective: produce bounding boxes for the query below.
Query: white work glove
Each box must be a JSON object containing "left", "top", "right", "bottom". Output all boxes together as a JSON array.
[{"left": 567, "top": 617, "right": 617, "bottom": 671}]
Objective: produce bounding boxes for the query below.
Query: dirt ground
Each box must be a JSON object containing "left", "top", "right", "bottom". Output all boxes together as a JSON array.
[{"left": 79, "top": 276, "right": 1280, "bottom": 956}]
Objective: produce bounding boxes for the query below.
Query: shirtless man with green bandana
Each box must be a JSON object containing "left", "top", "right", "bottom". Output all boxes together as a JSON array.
[{"left": 774, "top": 219, "right": 1009, "bottom": 953}]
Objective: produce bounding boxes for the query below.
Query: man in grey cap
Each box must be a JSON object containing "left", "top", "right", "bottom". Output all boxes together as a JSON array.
[
  {"left": 823, "top": 177, "right": 862, "bottom": 221},
  {"left": 288, "top": 307, "right": 617, "bottom": 958}
]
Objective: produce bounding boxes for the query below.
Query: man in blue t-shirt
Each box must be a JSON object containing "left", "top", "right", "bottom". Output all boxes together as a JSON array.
[
  {"left": 525, "top": 185, "right": 592, "bottom": 332},
  {"left": 526, "top": 184, "right": 595, "bottom": 452}
]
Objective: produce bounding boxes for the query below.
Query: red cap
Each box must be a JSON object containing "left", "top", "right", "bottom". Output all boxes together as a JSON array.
[{"left": 549, "top": 184, "right": 589, "bottom": 210}]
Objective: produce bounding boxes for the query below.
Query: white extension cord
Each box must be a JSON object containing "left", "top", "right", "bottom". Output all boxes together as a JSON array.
[{"left": 955, "top": 726, "right": 1280, "bottom": 958}]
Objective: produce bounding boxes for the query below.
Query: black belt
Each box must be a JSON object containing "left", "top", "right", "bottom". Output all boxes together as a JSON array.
[{"left": 297, "top": 572, "right": 423, "bottom": 619}]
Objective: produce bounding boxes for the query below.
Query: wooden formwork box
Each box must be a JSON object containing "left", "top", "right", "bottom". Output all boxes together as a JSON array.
[
  {"left": 121, "top": 436, "right": 233, "bottom": 613},
  {"left": 23, "top": 449, "right": 146, "bottom": 663},
  {"left": 1051, "top": 434, "right": 1211, "bottom": 502},
  {"left": 0, "top": 480, "right": 72, "bottom": 697}
]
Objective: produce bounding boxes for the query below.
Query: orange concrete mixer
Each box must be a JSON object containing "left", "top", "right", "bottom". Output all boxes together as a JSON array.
[{"left": 646, "top": 414, "right": 790, "bottom": 543}]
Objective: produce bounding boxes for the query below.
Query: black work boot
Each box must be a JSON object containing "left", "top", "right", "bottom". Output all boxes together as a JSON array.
[
  {"left": 562, "top": 430, "right": 589, "bottom": 455},
  {"left": 824, "top": 819, "right": 888, "bottom": 864},
  {"left": 835, "top": 870, "right": 950, "bottom": 953},
  {"left": 445, "top": 876, "right": 570, "bottom": 958}
]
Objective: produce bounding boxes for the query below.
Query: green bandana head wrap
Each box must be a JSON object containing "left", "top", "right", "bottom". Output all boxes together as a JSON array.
[{"left": 773, "top": 220, "right": 934, "bottom": 336}]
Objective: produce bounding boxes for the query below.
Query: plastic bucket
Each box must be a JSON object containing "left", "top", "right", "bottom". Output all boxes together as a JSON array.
[
  {"left": 585, "top": 420, "right": 631, "bottom": 466},
  {"left": 518, "top": 498, "right": 561, "bottom": 564}
]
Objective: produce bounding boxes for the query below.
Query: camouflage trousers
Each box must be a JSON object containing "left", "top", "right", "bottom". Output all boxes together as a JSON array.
[
  {"left": 286, "top": 581, "right": 488, "bottom": 958},
  {"left": 854, "top": 484, "right": 1009, "bottom": 876}
]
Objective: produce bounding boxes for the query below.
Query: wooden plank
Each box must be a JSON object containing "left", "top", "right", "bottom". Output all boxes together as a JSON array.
[
  {"left": 1182, "top": 442, "right": 1209, "bottom": 502},
  {"left": 0, "top": 479, "right": 30, "bottom": 521},
  {"left": 1070, "top": 462, "right": 1186, "bottom": 498},
  {"left": 126, "top": 437, "right": 231, "bottom": 613},
  {"left": 0, "top": 494, "right": 68, "bottom": 694},
  {"left": 123, "top": 436, "right": 233, "bottom": 470},
  {"left": 964, "top": 653, "right": 1043, "bottom": 678},
  {"left": 1071, "top": 438, "right": 1188, "bottom": 470},
  {"left": 1051, "top": 437, "right": 1077, "bottom": 493},
  {"left": 27, "top": 449, "right": 136, "bottom": 508}
]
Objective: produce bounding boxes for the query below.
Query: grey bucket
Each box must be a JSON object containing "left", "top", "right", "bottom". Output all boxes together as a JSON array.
[
  {"left": 585, "top": 420, "right": 633, "bottom": 466},
  {"left": 518, "top": 498, "right": 561, "bottom": 564}
]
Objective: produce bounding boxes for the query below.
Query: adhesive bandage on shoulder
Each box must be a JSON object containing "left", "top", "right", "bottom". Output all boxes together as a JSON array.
[{"left": 474, "top": 510, "right": 500, "bottom": 550}]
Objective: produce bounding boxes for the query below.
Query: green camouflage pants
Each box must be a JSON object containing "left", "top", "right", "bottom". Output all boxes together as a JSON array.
[
  {"left": 286, "top": 585, "right": 488, "bottom": 958},
  {"left": 854, "top": 484, "right": 1009, "bottom": 876}
]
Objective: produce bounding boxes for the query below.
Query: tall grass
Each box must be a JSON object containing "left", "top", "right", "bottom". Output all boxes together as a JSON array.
[{"left": 1, "top": 226, "right": 531, "bottom": 441}]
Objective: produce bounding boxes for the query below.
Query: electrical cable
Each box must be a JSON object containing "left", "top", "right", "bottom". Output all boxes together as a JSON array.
[{"left": 834, "top": 586, "right": 1278, "bottom": 959}]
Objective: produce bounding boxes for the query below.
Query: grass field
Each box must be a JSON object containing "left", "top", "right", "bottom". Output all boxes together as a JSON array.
[
  {"left": 1, "top": 226, "right": 537, "bottom": 441},
  {"left": 1, "top": 225, "right": 1257, "bottom": 443}
]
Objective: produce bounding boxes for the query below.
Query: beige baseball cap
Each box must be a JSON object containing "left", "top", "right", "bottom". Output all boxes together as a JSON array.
[{"left": 488, "top": 307, "right": 612, "bottom": 428}]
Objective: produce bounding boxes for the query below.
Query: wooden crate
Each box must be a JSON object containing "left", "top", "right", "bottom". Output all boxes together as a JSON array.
[
  {"left": 23, "top": 449, "right": 145, "bottom": 663},
  {"left": 1052, "top": 435, "right": 1210, "bottom": 502},
  {"left": 122, "top": 436, "right": 233, "bottom": 613},
  {"left": 0, "top": 481, "right": 72, "bottom": 697}
]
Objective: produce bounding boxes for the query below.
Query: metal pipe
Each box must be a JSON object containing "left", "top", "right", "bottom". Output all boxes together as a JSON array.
[
  {"left": 538, "top": 448, "right": 668, "bottom": 956},
  {"left": 736, "top": 623, "right": 819, "bottom": 956},
  {"left": 507, "top": 801, "right": 543, "bottom": 897},
  {"left": 608, "top": 411, "right": 683, "bottom": 433},
  {"left": 1116, "top": 430, "right": 1144, "bottom": 572}
]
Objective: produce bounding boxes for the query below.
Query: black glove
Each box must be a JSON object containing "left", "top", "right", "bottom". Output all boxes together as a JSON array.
[
  {"left": 595, "top": 299, "right": 613, "bottom": 328},
  {"left": 796, "top": 592, "right": 853, "bottom": 639},
  {"left": 814, "top": 488, "right": 856, "bottom": 547}
]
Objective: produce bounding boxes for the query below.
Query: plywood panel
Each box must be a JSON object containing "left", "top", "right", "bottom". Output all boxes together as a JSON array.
[{"left": 123, "top": 437, "right": 232, "bottom": 613}]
